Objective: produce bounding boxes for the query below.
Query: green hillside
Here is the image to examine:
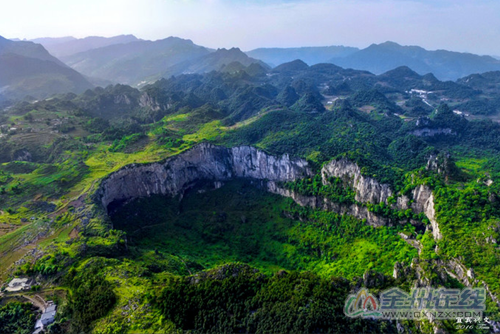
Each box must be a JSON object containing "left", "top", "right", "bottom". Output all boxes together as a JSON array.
[{"left": 0, "top": 61, "right": 499, "bottom": 333}]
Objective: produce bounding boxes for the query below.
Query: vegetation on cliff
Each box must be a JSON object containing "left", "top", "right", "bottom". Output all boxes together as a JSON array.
[{"left": 1, "top": 62, "right": 500, "bottom": 333}]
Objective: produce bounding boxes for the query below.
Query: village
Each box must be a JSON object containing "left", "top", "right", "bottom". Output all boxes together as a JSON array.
[{"left": 1, "top": 277, "right": 58, "bottom": 333}]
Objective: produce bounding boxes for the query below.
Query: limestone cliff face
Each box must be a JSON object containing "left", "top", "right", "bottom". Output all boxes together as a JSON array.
[
  {"left": 319, "top": 158, "right": 441, "bottom": 238},
  {"left": 96, "top": 143, "right": 312, "bottom": 212},
  {"left": 139, "top": 93, "right": 162, "bottom": 111},
  {"left": 266, "top": 181, "right": 392, "bottom": 227},
  {"left": 95, "top": 143, "right": 439, "bottom": 235},
  {"left": 411, "top": 185, "right": 442, "bottom": 240},
  {"left": 138, "top": 92, "right": 173, "bottom": 112},
  {"left": 321, "top": 158, "right": 393, "bottom": 204}
]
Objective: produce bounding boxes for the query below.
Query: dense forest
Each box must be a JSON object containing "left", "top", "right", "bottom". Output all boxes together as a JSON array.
[{"left": 1, "top": 59, "right": 500, "bottom": 333}]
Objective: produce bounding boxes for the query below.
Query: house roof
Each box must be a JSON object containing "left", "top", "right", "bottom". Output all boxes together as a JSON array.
[
  {"left": 45, "top": 304, "right": 56, "bottom": 313},
  {"left": 40, "top": 310, "right": 56, "bottom": 322},
  {"left": 8, "top": 278, "right": 29, "bottom": 286}
]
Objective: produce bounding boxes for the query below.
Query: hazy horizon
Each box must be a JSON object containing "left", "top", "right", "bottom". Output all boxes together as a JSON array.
[{"left": 2, "top": 0, "right": 500, "bottom": 56}]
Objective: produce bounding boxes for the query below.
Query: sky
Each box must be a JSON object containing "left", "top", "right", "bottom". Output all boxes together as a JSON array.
[{"left": 2, "top": 0, "right": 500, "bottom": 55}]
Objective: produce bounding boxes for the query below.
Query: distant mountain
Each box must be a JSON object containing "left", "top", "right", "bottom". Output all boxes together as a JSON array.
[
  {"left": 62, "top": 37, "right": 211, "bottom": 86},
  {"left": 33, "top": 35, "right": 140, "bottom": 58},
  {"left": 0, "top": 35, "right": 93, "bottom": 101},
  {"left": 376, "top": 66, "right": 480, "bottom": 98},
  {"left": 30, "top": 36, "right": 77, "bottom": 46},
  {"left": 246, "top": 46, "right": 358, "bottom": 67},
  {"left": 455, "top": 71, "right": 500, "bottom": 115},
  {"left": 457, "top": 71, "right": 500, "bottom": 92},
  {"left": 330, "top": 41, "right": 500, "bottom": 81},
  {"left": 0, "top": 36, "right": 67, "bottom": 66},
  {"left": 272, "top": 59, "right": 309, "bottom": 74},
  {"left": 163, "top": 48, "right": 270, "bottom": 78}
]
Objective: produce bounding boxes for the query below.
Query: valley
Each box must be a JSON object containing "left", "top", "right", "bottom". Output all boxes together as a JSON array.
[{"left": 0, "top": 32, "right": 500, "bottom": 333}]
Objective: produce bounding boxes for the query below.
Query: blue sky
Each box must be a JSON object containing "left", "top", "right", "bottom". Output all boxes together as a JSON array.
[{"left": 2, "top": 0, "right": 500, "bottom": 55}]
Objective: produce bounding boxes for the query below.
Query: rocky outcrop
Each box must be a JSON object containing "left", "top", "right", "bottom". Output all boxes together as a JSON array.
[
  {"left": 414, "top": 186, "right": 441, "bottom": 240},
  {"left": 96, "top": 143, "right": 312, "bottom": 212},
  {"left": 266, "top": 181, "right": 390, "bottom": 226},
  {"left": 411, "top": 128, "right": 454, "bottom": 137},
  {"left": 319, "top": 158, "right": 442, "bottom": 237},
  {"left": 321, "top": 158, "right": 393, "bottom": 204},
  {"left": 444, "top": 259, "right": 500, "bottom": 310},
  {"left": 12, "top": 149, "right": 32, "bottom": 162},
  {"left": 139, "top": 92, "right": 165, "bottom": 112},
  {"left": 113, "top": 94, "right": 132, "bottom": 105}
]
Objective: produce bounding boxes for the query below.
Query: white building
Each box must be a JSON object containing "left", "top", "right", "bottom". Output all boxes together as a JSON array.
[
  {"left": 6, "top": 278, "right": 33, "bottom": 292},
  {"left": 34, "top": 302, "right": 57, "bottom": 333}
]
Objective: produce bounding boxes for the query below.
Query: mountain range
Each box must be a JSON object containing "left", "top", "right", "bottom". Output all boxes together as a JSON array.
[
  {"left": 2, "top": 32, "right": 500, "bottom": 334},
  {"left": 246, "top": 46, "right": 358, "bottom": 67},
  {"left": 249, "top": 41, "right": 500, "bottom": 81},
  {"left": 329, "top": 41, "right": 500, "bottom": 81},
  {"left": 31, "top": 35, "right": 140, "bottom": 58},
  {"left": 60, "top": 37, "right": 212, "bottom": 86},
  {"left": 0, "top": 36, "right": 93, "bottom": 101},
  {"left": 4, "top": 34, "right": 500, "bottom": 103},
  {"left": 163, "top": 47, "right": 269, "bottom": 78}
]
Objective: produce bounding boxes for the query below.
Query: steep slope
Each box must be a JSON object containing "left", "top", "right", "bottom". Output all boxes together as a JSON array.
[
  {"left": 32, "top": 35, "right": 139, "bottom": 58},
  {"left": 331, "top": 41, "right": 500, "bottom": 80},
  {"left": 246, "top": 45, "right": 358, "bottom": 67},
  {"left": 0, "top": 36, "right": 93, "bottom": 100},
  {"left": 61, "top": 37, "right": 211, "bottom": 85}
]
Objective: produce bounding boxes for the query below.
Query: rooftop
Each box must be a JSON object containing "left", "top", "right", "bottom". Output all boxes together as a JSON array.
[{"left": 6, "top": 278, "right": 32, "bottom": 292}]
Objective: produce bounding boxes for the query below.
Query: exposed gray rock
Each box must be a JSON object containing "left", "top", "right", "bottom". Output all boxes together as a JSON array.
[
  {"left": 411, "top": 185, "right": 442, "bottom": 240},
  {"left": 12, "top": 149, "right": 32, "bottom": 162},
  {"left": 411, "top": 128, "right": 454, "bottom": 137},
  {"left": 444, "top": 259, "right": 471, "bottom": 286},
  {"left": 321, "top": 158, "right": 393, "bottom": 204},
  {"left": 393, "top": 261, "right": 412, "bottom": 280},
  {"left": 96, "top": 143, "right": 312, "bottom": 212},
  {"left": 266, "top": 181, "right": 391, "bottom": 226},
  {"left": 113, "top": 94, "right": 132, "bottom": 105},
  {"left": 95, "top": 143, "right": 440, "bottom": 232},
  {"left": 396, "top": 195, "right": 411, "bottom": 210},
  {"left": 139, "top": 93, "right": 164, "bottom": 112},
  {"left": 426, "top": 153, "right": 457, "bottom": 176}
]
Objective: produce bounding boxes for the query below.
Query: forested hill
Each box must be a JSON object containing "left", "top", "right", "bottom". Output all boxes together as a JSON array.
[
  {"left": 1, "top": 57, "right": 500, "bottom": 333},
  {"left": 2, "top": 59, "right": 500, "bottom": 193}
]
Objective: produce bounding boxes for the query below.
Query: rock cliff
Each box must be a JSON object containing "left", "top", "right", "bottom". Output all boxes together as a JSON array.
[
  {"left": 266, "top": 181, "right": 390, "bottom": 226},
  {"left": 321, "top": 158, "right": 393, "bottom": 204},
  {"left": 96, "top": 143, "right": 312, "bottom": 212},
  {"left": 410, "top": 185, "right": 442, "bottom": 239},
  {"left": 95, "top": 143, "right": 440, "bottom": 236},
  {"left": 319, "top": 158, "right": 441, "bottom": 238}
]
